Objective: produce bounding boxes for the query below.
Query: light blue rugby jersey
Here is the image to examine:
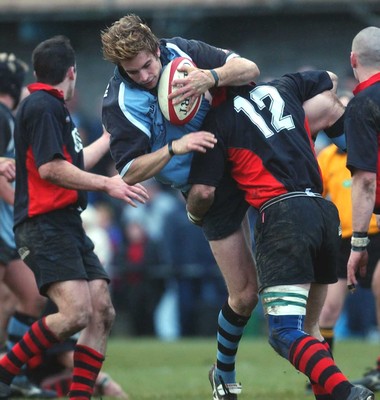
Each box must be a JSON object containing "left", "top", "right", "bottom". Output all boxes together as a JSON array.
[{"left": 114, "top": 44, "right": 211, "bottom": 192}]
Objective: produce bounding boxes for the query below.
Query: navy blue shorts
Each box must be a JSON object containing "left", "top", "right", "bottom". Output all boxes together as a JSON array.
[
  {"left": 14, "top": 209, "right": 109, "bottom": 296},
  {"left": 337, "top": 233, "right": 380, "bottom": 288},
  {"left": 255, "top": 194, "right": 340, "bottom": 292},
  {"left": 0, "top": 236, "right": 19, "bottom": 265}
]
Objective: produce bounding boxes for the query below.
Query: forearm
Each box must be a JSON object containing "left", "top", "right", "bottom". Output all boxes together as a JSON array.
[
  {"left": 213, "top": 57, "right": 260, "bottom": 87},
  {"left": 39, "top": 159, "right": 108, "bottom": 192},
  {"left": 83, "top": 131, "right": 110, "bottom": 171},
  {"left": 0, "top": 176, "right": 14, "bottom": 205},
  {"left": 304, "top": 90, "right": 345, "bottom": 137},
  {"left": 351, "top": 170, "right": 376, "bottom": 233},
  {"left": 122, "top": 144, "right": 172, "bottom": 185}
]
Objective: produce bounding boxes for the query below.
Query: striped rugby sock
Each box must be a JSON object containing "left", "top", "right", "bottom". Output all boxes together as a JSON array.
[
  {"left": 69, "top": 344, "right": 104, "bottom": 400},
  {"left": 215, "top": 302, "right": 249, "bottom": 384}
]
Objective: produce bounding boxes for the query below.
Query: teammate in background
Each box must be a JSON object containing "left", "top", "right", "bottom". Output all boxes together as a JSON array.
[
  {"left": 0, "top": 158, "right": 15, "bottom": 182},
  {"left": 101, "top": 14, "right": 260, "bottom": 400},
  {"left": 0, "top": 35, "right": 149, "bottom": 400},
  {"left": 316, "top": 143, "right": 380, "bottom": 391},
  {"left": 186, "top": 70, "right": 374, "bottom": 400},
  {"left": 345, "top": 26, "right": 380, "bottom": 392},
  {"left": 0, "top": 52, "right": 57, "bottom": 398}
]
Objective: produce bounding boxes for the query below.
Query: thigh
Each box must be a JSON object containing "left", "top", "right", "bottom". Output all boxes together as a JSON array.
[
  {"left": 88, "top": 279, "right": 113, "bottom": 312},
  {"left": 47, "top": 279, "right": 92, "bottom": 315},
  {"left": 4, "top": 258, "right": 46, "bottom": 317},
  {"left": 209, "top": 214, "right": 257, "bottom": 297}
]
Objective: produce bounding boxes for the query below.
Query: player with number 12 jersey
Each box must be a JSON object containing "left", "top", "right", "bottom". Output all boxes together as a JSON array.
[{"left": 189, "top": 70, "right": 333, "bottom": 208}]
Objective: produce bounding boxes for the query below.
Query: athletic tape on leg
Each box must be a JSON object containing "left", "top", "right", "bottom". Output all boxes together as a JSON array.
[{"left": 261, "top": 285, "right": 309, "bottom": 316}]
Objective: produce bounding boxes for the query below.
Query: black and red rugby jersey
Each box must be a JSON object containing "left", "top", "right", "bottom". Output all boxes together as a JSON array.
[
  {"left": 14, "top": 84, "right": 87, "bottom": 227},
  {"left": 190, "top": 70, "right": 333, "bottom": 209},
  {"left": 345, "top": 73, "right": 380, "bottom": 214}
]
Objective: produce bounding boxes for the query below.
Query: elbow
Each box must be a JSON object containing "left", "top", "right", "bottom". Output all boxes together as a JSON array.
[
  {"left": 244, "top": 58, "right": 260, "bottom": 82},
  {"left": 327, "top": 71, "right": 339, "bottom": 92},
  {"left": 38, "top": 164, "right": 54, "bottom": 181},
  {"left": 252, "top": 63, "right": 260, "bottom": 81}
]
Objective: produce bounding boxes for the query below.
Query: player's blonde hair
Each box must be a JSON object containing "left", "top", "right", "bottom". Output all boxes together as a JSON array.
[{"left": 101, "top": 14, "right": 160, "bottom": 64}]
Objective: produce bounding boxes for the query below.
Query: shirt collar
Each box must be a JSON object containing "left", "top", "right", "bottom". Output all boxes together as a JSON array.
[
  {"left": 27, "top": 83, "right": 64, "bottom": 99},
  {"left": 353, "top": 72, "right": 380, "bottom": 95}
]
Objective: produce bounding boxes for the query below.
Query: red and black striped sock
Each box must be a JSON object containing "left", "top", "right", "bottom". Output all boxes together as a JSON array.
[
  {"left": 69, "top": 344, "right": 104, "bottom": 400},
  {"left": 43, "top": 376, "right": 72, "bottom": 397},
  {"left": 290, "top": 335, "right": 352, "bottom": 399},
  {"left": 309, "top": 341, "right": 334, "bottom": 399},
  {"left": 0, "top": 317, "right": 59, "bottom": 384}
]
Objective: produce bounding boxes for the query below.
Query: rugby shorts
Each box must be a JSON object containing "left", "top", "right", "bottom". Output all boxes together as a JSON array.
[
  {"left": 0, "top": 236, "right": 20, "bottom": 265},
  {"left": 14, "top": 208, "right": 109, "bottom": 296},
  {"left": 255, "top": 193, "right": 340, "bottom": 292},
  {"left": 190, "top": 171, "right": 249, "bottom": 241}
]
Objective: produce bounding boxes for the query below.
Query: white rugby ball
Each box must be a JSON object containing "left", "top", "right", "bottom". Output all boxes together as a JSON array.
[{"left": 158, "top": 57, "right": 202, "bottom": 126}]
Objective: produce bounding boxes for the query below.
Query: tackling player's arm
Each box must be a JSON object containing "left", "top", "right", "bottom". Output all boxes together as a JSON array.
[
  {"left": 0, "top": 157, "right": 15, "bottom": 181},
  {"left": 302, "top": 71, "right": 346, "bottom": 151},
  {"left": 0, "top": 175, "right": 14, "bottom": 205},
  {"left": 38, "top": 159, "right": 149, "bottom": 207},
  {"left": 82, "top": 129, "right": 111, "bottom": 171}
]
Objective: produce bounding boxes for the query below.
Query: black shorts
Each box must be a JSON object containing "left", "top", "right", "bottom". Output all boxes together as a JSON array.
[
  {"left": 0, "top": 236, "right": 19, "bottom": 265},
  {"left": 254, "top": 194, "right": 340, "bottom": 292},
  {"left": 188, "top": 160, "right": 249, "bottom": 241},
  {"left": 337, "top": 233, "right": 380, "bottom": 288},
  {"left": 14, "top": 209, "right": 109, "bottom": 296}
]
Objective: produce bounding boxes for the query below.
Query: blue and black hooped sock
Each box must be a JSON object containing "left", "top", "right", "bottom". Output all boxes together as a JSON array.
[
  {"left": 215, "top": 302, "right": 249, "bottom": 384},
  {"left": 6, "top": 312, "right": 37, "bottom": 351}
]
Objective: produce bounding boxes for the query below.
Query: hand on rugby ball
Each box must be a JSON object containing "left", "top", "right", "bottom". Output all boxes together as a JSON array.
[{"left": 158, "top": 57, "right": 203, "bottom": 125}]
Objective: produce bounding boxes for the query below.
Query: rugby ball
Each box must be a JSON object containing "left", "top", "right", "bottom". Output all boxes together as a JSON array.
[{"left": 158, "top": 57, "right": 202, "bottom": 126}]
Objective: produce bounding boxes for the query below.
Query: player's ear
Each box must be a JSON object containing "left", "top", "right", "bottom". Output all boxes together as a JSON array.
[
  {"left": 67, "top": 65, "right": 76, "bottom": 80},
  {"left": 350, "top": 52, "right": 357, "bottom": 68}
]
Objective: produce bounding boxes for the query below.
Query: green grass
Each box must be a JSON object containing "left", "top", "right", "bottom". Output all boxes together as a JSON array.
[{"left": 103, "top": 336, "right": 378, "bottom": 399}]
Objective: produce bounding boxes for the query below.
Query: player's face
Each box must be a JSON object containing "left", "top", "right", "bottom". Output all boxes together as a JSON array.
[{"left": 120, "top": 49, "right": 161, "bottom": 90}]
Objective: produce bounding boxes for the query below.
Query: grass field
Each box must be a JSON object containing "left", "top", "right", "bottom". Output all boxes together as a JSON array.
[{"left": 103, "top": 336, "right": 378, "bottom": 400}]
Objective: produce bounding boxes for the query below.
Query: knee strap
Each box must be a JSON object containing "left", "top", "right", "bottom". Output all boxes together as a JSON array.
[
  {"left": 261, "top": 285, "right": 309, "bottom": 316},
  {"left": 262, "top": 286, "right": 309, "bottom": 359}
]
